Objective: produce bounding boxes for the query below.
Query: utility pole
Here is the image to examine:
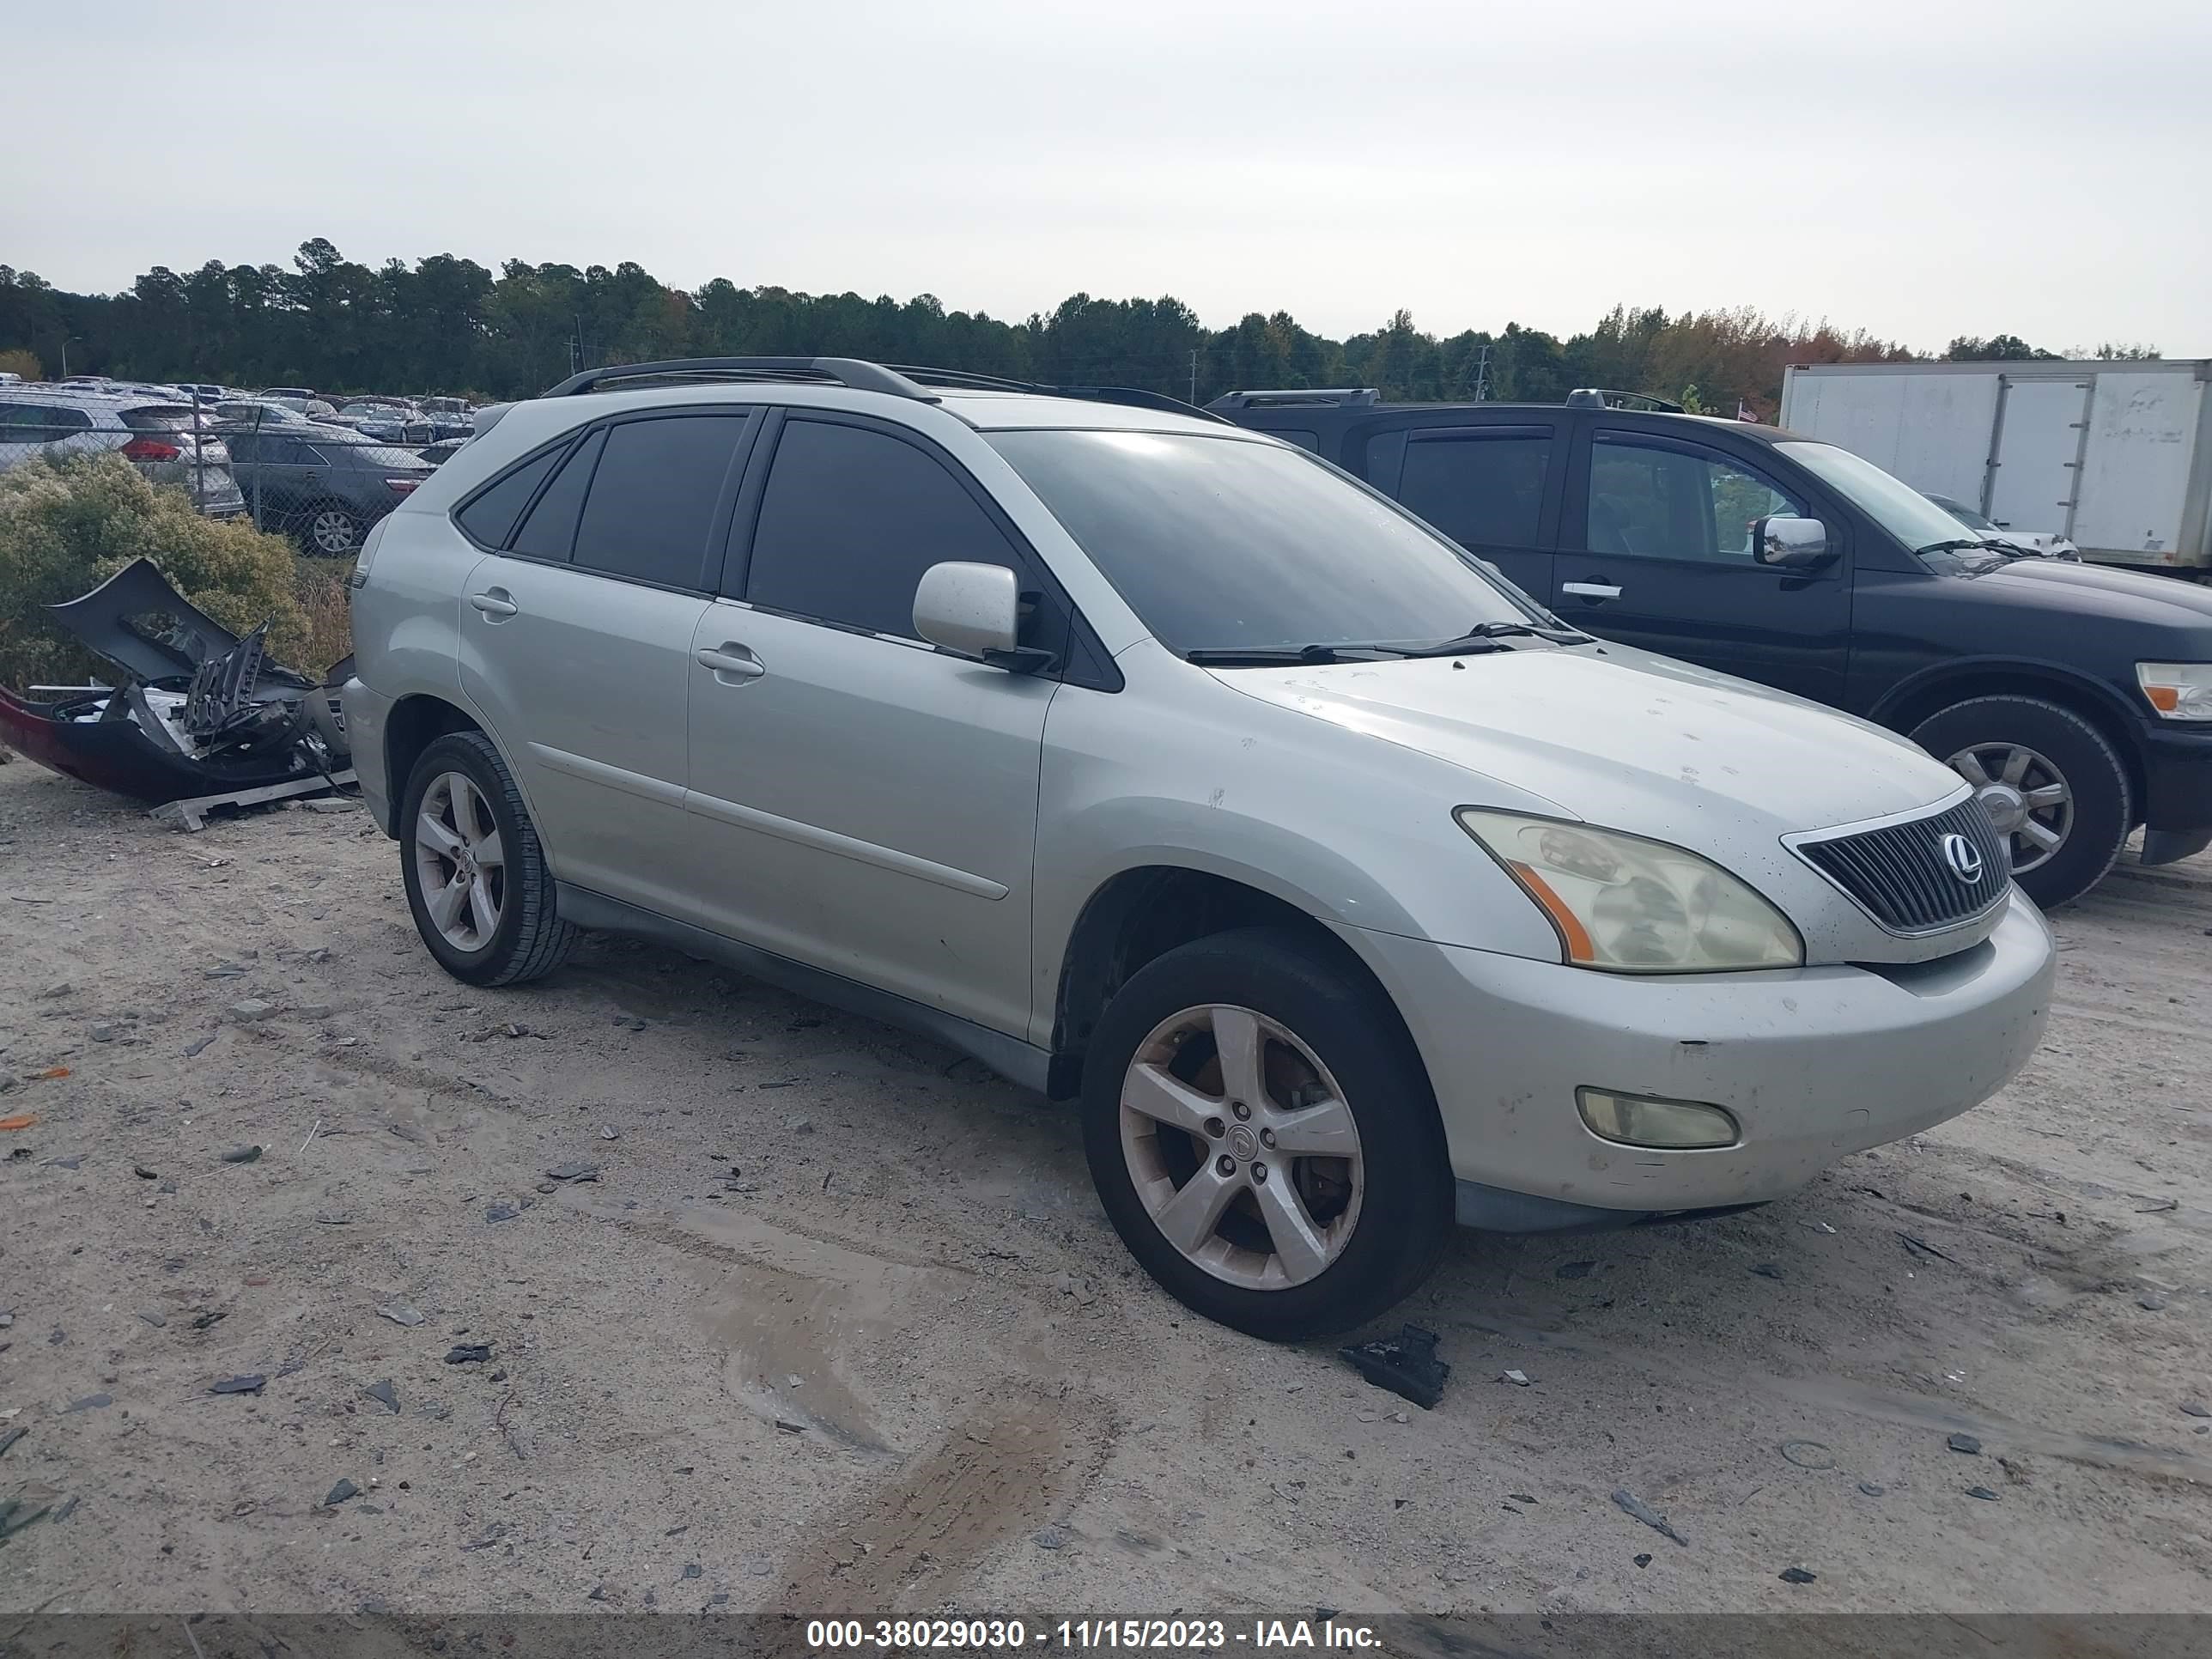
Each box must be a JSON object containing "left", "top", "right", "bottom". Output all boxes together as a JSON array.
[
  {"left": 1472, "top": 343, "right": 1492, "bottom": 403},
  {"left": 1188, "top": 349, "right": 1199, "bottom": 406}
]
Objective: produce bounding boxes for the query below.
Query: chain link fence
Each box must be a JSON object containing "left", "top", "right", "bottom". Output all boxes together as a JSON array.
[{"left": 0, "top": 385, "right": 471, "bottom": 554}]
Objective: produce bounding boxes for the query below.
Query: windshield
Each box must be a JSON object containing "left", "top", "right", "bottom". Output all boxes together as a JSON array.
[
  {"left": 1778, "top": 441, "right": 1978, "bottom": 555},
  {"left": 1928, "top": 494, "right": 1998, "bottom": 532},
  {"left": 986, "top": 429, "right": 1540, "bottom": 654}
]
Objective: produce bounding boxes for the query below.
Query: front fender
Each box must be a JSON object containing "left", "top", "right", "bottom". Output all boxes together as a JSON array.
[{"left": 1030, "top": 674, "right": 1564, "bottom": 1048}]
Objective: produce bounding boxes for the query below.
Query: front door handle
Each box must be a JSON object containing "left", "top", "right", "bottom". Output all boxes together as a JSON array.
[
  {"left": 1561, "top": 581, "right": 1623, "bottom": 601},
  {"left": 468, "top": 589, "right": 519, "bottom": 618},
  {"left": 696, "top": 643, "right": 766, "bottom": 682}
]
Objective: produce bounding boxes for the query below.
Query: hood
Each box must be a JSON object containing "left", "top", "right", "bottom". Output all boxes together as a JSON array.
[
  {"left": 1967, "top": 557, "right": 2212, "bottom": 628},
  {"left": 1211, "top": 642, "right": 1964, "bottom": 845}
]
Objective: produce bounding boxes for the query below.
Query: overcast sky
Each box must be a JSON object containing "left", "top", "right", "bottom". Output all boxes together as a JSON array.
[{"left": 9, "top": 0, "right": 2206, "bottom": 353}]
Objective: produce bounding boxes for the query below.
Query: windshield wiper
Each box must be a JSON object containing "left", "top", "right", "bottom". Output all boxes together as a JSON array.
[
  {"left": 1917, "top": 538, "right": 2027, "bottom": 561},
  {"left": 1185, "top": 621, "right": 1588, "bottom": 668},
  {"left": 1184, "top": 644, "right": 1370, "bottom": 665},
  {"left": 1431, "top": 620, "right": 1594, "bottom": 647}
]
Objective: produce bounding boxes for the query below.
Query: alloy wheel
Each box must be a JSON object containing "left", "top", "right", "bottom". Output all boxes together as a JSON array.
[
  {"left": 1948, "top": 742, "right": 2073, "bottom": 875},
  {"left": 1119, "top": 1004, "right": 1364, "bottom": 1291},
  {"left": 413, "top": 771, "right": 505, "bottom": 951},
  {"left": 310, "top": 508, "right": 358, "bottom": 554}
]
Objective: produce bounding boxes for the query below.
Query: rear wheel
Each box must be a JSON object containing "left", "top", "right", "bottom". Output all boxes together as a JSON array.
[
  {"left": 1911, "top": 695, "right": 2131, "bottom": 909},
  {"left": 1081, "top": 927, "right": 1453, "bottom": 1341},
  {"left": 399, "top": 732, "right": 578, "bottom": 986}
]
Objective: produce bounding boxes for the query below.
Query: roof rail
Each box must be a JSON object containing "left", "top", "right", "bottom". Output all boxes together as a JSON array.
[
  {"left": 1564, "top": 387, "right": 1686, "bottom": 413},
  {"left": 542, "top": 356, "right": 939, "bottom": 402},
  {"left": 888, "top": 366, "right": 1232, "bottom": 425},
  {"left": 1205, "top": 388, "right": 1380, "bottom": 410}
]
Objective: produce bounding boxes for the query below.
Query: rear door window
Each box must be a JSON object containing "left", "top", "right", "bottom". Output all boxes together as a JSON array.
[
  {"left": 0, "top": 403, "right": 91, "bottom": 437},
  {"left": 569, "top": 414, "right": 751, "bottom": 590},
  {"left": 1396, "top": 428, "right": 1554, "bottom": 548},
  {"left": 742, "top": 417, "right": 1026, "bottom": 639},
  {"left": 508, "top": 430, "right": 605, "bottom": 561}
]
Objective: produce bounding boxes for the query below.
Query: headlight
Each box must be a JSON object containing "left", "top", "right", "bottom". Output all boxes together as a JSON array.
[
  {"left": 2137, "top": 663, "right": 2212, "bottom": 722},
  {"left": 1456, "top": 809, "right": 1802, "bottom": 973}
]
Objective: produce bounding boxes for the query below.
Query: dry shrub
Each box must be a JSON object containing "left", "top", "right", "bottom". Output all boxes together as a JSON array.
[
  {"left": 292, "top": 555, "right": 356, "bottom": 677},
  {"left": 0, "top": 453, "right": 308, "bottom": 690}
]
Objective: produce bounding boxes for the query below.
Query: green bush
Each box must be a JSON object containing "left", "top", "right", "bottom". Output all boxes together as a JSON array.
[{"left": 0, "top": 453, "right": 308, "bottom": 692}]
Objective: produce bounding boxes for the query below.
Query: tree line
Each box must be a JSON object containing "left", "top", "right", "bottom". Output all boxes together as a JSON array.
[{"left": 0, "top": 238, "right": 2152, "bottom": 416}]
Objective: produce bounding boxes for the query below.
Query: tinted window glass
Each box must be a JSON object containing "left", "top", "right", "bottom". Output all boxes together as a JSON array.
[
  {"left": 746, "top": 420, "right": 1022, "bottom": 637},
  {"left": 0, "top": 403, "right": 91, "bottom": 436},
  {"left": 1273, "top": 429, "right": 1320, "bottom": 453},
  {"left": 1397, "top": 431, "right": 1551, "bottom": 547},
  {"left": 1585, "top": 438, "right": 1803, "bottom": 562},
  {"left": 988, "top": 429, "right": 1534, "bottom": 655},
  {"left": 506, "top": 434, "right": 601, "bottom": 559},
  {"left": 571, "top": 416, "right": 747, "bottom": 589}
]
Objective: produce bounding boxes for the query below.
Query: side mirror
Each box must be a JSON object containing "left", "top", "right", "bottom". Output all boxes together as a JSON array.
[
  {"left": 1754, "top": 515, "right": 1836, "bottom": 571},
  {"left": 914, "top": 562, "right": 1054, "bottom": 672}
]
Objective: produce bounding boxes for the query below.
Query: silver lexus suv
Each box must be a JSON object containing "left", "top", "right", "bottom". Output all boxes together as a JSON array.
[{"left": 343, "top": 357, "right": 2055, "bottom": 1340}]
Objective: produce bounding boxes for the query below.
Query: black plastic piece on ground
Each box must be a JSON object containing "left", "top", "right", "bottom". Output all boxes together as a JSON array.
[{"left": 1340, "top": 1322, "right": 1450, "bottom": 1410}]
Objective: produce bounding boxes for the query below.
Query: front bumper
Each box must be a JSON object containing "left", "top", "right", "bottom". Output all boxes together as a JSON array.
[
  {"left": 1339, "top": 891, "right": 2054, "bottom": 1230},
  {"left": 2140, "top": 722, "right": 2212, "bottom": 865}
]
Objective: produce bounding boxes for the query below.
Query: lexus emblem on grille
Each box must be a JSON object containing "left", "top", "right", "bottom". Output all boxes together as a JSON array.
[{"left": 1942, "top": 832, "right": 1987, "bottom": 884}]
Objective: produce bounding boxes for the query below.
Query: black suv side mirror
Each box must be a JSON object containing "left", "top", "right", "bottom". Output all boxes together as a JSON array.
[{"left": 1754, "top": 515, "right": 1838, "bottom": 572}]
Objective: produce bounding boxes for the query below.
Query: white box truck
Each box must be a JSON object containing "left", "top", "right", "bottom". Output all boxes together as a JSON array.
[{"left": 1778, "top": 359, "right": 2212, "bottom": 574}]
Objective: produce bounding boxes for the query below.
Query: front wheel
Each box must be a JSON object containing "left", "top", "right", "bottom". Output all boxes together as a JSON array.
[
  {"left": 1911, "top": 695, "right": 2132, "bottom": 909},
  {"left": 1081, "top": 927, "right": 1454, "bottom": 1342}
]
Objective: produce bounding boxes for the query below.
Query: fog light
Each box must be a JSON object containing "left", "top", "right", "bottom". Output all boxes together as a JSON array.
[{"left": 1577, "top": 1087, "right": 1739, "bottom": 1150}]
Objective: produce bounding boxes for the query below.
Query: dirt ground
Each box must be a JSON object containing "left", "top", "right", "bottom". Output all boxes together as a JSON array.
[{"left": 1, "top": 753, "right": 2208, "bottom": 1620}]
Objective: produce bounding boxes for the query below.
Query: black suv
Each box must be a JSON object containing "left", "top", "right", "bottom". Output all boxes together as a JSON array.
[{"left": 1214, "top": 387, "right": 2212, "bottom": 908}]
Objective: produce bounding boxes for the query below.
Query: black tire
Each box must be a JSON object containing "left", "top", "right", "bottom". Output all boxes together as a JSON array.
[
  {"left": 1080, "top": 927, "right": 1454, "bottom": 1342},
  {"left": 1910, "top": 695, "right": 2132, "bottom": 909},
  {"left": 398, "top": 731, "right": 579, "bottom": 986},
  {"left": 299, "top": 501, "right": 362, "bottom": 556}
]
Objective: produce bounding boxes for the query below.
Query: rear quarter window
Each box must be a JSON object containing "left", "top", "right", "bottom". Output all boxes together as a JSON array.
[{"left": 454, "top": 443, "right": 568, "bottom": 550}]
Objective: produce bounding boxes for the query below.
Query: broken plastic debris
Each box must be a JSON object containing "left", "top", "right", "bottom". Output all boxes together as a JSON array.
[
  {"left": 1612, "top": 1487, "right": 1686, "bottom": 1546},
  {"left": 1340, "top": 1323, "right": 1450, "bottom": 1411}
]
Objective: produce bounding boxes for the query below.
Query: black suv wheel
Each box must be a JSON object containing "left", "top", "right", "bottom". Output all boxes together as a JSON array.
[{"left": 1911, "top": 695, "right": 2132, "bottom": 908}]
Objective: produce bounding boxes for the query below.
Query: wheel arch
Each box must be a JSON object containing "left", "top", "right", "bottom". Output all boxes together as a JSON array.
[
  {"left": 1048, "top": 862, "right": 1423, "bottom": 1102},
  {"left": 1868, "top": 659, "right": 2148, "bottom": 823},
  {"left": 383, "top": 694, "right": 485, "bottom": 829}
]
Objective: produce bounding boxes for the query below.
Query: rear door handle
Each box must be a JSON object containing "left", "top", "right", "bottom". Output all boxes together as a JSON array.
[
  {"left": 468, "top": 590, "right": 519, "bottom": 617},
  {"left": 1561, "top": 581, "right": 1623, "bottom": 600},
  {"left": 696, "top": 643, "right": 765, "bottom": 682}
]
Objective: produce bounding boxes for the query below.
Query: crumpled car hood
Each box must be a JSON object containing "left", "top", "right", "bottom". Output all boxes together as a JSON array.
[{"left": 1211, "top": 641, "right": 1964, "bottom": 845}]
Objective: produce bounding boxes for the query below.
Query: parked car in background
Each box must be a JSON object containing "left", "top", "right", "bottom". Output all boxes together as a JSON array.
[
  {"left": 416, "top": 436, "right": 470, "bottom": 468},
  {"left": 173, "top": 381, "right": 233, "bottom": 403},
  {"left": 255, "top": 388, "right": 338, "bottom": 419},
  {"left": 416, "top": 397, "right": 477, "bottom": 441},
  {"left": 1923, "top": 492, "right": 2080, "bottom": 561},
  {"left": 214, "top": 398, "right": 318, "bottom": 427},
  {"left": 343, "top": 356, "right": 2055, "bottom": 1340},
  {"left": 0, "top": 387, "right": 246, "bottom": 516},
  {"left": 216, "top": 420, "right": 433, "bottom": 553},
  {"left": 330, "top": 399, "right": 435, "bottom": 446},
  {"left": 1214, "top": 386, "right": 2212, "bottom": 908}
]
